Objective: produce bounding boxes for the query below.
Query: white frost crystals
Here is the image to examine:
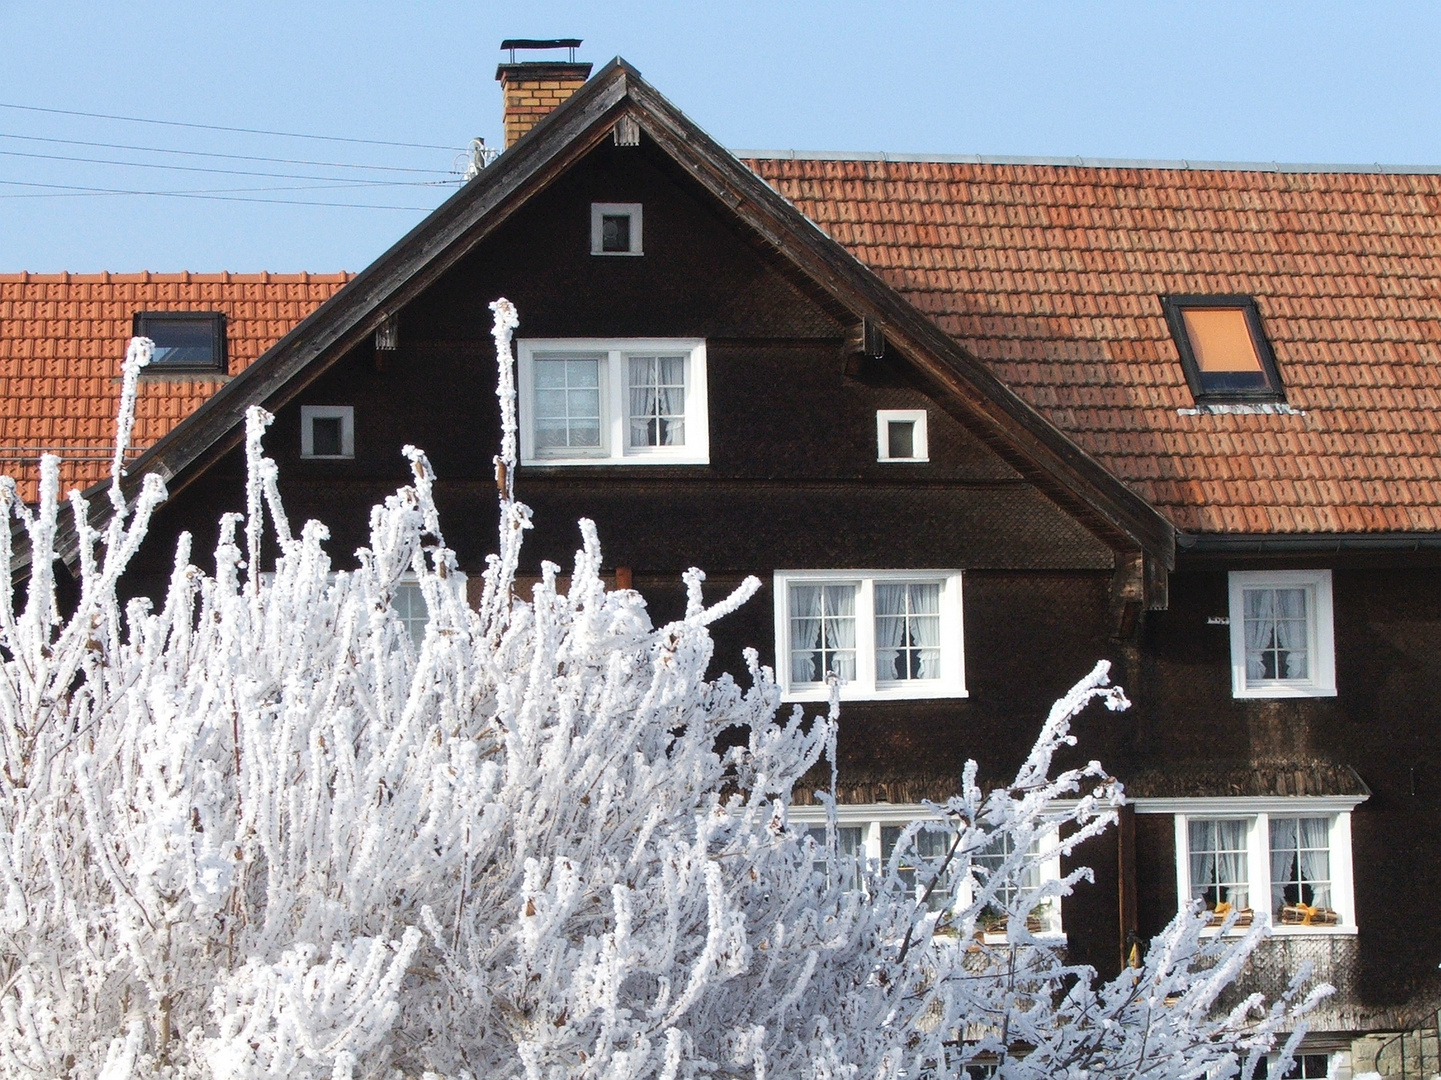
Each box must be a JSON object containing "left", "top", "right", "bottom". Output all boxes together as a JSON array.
[{"left": 0, "top": 299, "right": 1324, "bottom": 1079}]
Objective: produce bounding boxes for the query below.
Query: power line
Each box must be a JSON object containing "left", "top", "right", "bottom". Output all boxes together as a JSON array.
[
  {"left": 0, "top": 131, "right": 457, "bottom": 174},
  {"left": 0, "top": 101, "right": 465, "bottom": 152},
  {"left": 0, "top": 178, "right": 439, "bottom": 210},
  {"left": 0, "top": 146, "right": 464, "bottom": 186}
]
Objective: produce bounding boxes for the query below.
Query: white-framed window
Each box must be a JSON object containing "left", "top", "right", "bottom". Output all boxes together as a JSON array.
[
  {"left": 795, "top": 804, "right": 1064, "bottom": 941},
  {"left": 1153, "top": 800, "right": 1359, "bottom": 935},
  {"left": 876, "top": 409, "right": 928, "bottom": 462},
  {"left": 300, "top": 405, "right": 354, "bottom": 459},
  {"left": 590, "top": 202, "right": 643, "bottom": 255},
  {"left": 773, "top": 570, "right": 965, "bottom": 701},
  {"left": 1259, "top": 1051, "right": 1337, "bottom": 1079},
  {"left": 391, "top": 572, "right": 468, "bottom": 649},
  {"left": 1228, "top": 570, "right": 1336, "bottom": 698},
  {"left": 517, "top": 339, "right": 709, "bottom": 466}
]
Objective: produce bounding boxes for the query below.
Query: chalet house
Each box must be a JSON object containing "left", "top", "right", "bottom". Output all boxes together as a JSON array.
[{"left": 6, "top": 46, "right": 1441, "bottom": 1079}]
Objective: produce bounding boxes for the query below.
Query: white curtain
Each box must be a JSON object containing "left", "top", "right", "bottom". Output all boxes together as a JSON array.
[
  {"left": 1190, "top": 819, "right": 1248, "bottom": 909},
  {"left": 911, "top": 584, "right": 941, "bottom": 679},
  {"left": 1299, "top": 817, "right": 1332, "bottom": 909},
  {"left": 875, "top": 583, "right": 906, "bottom": 681},
  {"left": 1245, "top": 587, "right": 1308, "bottom": 680},
  {"left": 823, "top": 584, "right": 856, "bottom": 681},
  {"left": 629, "top": 355, "right": 686, "bottom": 447},
  {"left": 789, "top": 585, "right": 823, "bottom": 685}
]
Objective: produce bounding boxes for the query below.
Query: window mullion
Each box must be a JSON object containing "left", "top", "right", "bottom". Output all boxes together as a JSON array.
[
  {"left": 608, "top": 349, "right": 625, "bottom": 460},
  {"left": 856, "top": 579, "right": 876, "bottom": 696},
  {"left": 1252, "top": 814, "right": 1269, "bottom": 920}
]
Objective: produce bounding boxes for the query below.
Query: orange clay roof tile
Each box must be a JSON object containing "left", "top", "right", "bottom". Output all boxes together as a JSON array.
[
  {"left": 0, "top": 272, "right": 352, "bottom": 502},
  {"left": 747, "top": 156, "right": 1441, "bottom": 534}
]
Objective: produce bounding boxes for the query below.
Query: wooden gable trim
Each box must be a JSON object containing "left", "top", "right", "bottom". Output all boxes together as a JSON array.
[{"left": 39, "top": 57, "right": 1174, "bottom": 574}]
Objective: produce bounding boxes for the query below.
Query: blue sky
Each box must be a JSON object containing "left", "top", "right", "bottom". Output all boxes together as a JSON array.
[{"left": 3, "top": 1, "right": 1439, "bottom": 272}]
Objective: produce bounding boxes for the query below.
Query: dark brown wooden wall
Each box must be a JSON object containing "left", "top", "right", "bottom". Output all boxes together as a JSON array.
[{"left": 116, "top": 135, "right": 1441, "bottom": 1008}]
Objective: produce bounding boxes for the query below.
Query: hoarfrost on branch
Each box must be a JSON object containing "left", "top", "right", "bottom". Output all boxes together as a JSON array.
[{"left": 0, "top": 302, "right": 1324, "bottom": 1079}]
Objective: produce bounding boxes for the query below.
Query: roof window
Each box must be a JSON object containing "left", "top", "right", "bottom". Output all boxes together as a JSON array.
[
  {"left": 133, "top": 311, "right": 227, "bottom": 374},
  {"left": 1162, "top": 296, "right": 1283, "bottom": 403}
]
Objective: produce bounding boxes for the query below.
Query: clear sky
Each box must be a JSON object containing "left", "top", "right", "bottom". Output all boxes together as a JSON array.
[{"left": 3, "top": 1, "right": 1439, "bottom": 273}]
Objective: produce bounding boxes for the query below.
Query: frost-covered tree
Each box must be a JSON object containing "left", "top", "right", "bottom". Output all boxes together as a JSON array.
[{"left": 0, "top": 300, "right": 1325, "bottom": 1080}]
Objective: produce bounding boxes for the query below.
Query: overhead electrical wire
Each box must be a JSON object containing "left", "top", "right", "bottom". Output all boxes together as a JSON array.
[
  {"left": 0, "top": 101, "right": 465, "bottom": 152},
  {"left": 0, "top": 131, "right": 460, "bottom": 174},
  {"left": 0, "top": 178, "right": 439, "bottom": 211},
  {"left": 0, "top": 146, "right": 465, "bottom": 186}
]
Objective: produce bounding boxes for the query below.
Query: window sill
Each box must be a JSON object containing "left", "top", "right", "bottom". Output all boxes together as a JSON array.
[
  {"left": 781, "top": 683, "right": 968, "bottom": 704},
  {"left": 1204, "top": 924, "right": 1355, "bottom": 938},
  {"left": 521, "top": 453, "right": 710, "bottom": 467},
  {"left": 1232, "top": 684, "right": 1337, "bottom": 699}
]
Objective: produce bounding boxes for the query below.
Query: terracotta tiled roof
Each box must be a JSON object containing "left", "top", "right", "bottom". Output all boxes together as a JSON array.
[
  {"left": 749, "top": 157, "right": 1441, "bottom": 534},
  {"left": 0, "top": 272, "right": 352, "bottom": 501}
]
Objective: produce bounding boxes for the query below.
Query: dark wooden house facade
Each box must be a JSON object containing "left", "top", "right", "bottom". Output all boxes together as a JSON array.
[{"left": 20, "top": 53, "right": 1441, "bottom": 1078}]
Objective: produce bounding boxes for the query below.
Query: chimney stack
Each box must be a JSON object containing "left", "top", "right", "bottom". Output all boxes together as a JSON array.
[{"left": 496, "top": 38, "right": 592, "bottom": 149}]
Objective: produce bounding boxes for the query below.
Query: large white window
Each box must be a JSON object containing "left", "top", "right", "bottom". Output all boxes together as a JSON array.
[
  {"left": 794, "top": 804, "right": 1063, "bottom": 941},
  {"left": 517, "top": 339, "right": 708, "bottom": 465},
  {"left": 1228, "top": 570, "right": 1336, "bottom": 698},
  {"left": 773, "top": 571, "right": 965, "bottom": 701},
  {"left": 1138, "top": 798, "right": 1361, "bottom": 935}
]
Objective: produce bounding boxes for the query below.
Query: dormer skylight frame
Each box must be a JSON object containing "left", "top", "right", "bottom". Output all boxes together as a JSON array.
[{"left": 1162, "top": 295, "right": 1285, "bottom": 405}]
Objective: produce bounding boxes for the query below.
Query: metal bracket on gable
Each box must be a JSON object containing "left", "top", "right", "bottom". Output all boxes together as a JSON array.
[{"left": 843, "top": 316, "right": 885, "bottom": 377}]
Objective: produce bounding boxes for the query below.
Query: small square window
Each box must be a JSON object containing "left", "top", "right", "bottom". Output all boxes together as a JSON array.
[
  {"left": 1162, "top": 295, "right": 1284, "bottom": 403},
  {"left": 590, "top": 203, "right": 642, "bottom": 255},
  {"left": 133, "top": 311, "right": 227, "bottom": 373},
  {"left": 1228, "top": 570, "right": 1335, "bottom": 698},
  {"left": 300, "top": 405, "right": 354, "bottom": 459},
  {"left": 876, "top": 409, "right": 928, "bottom": 462}
]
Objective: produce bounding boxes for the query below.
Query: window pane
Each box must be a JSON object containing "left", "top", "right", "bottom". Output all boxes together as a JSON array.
[
  {"left": 1244, "top": 587, "right": 1310, "bottom": 681},
  {"left": 392, "top": 582, "right": 428, "bottom": 647},
  {"left": 1188, "top": 818, "right": 1250, "bottom": 914},
  {"left": 974, "top": 831, "right": 1048, "bottom": 932},
  {"left": 789, "top": 583, "right": 856, "bottom": 685},
  {"left": 144, "top": 317, "right": 218, "bottom": 366},
  {"left": 887, "top": 420, "right": 914, "bottom": 459},
  {"left": 881, "top": 823, "right": 955, "bottom": 912},
  {"left": 806, "top": 825, "right": 864, "bottom": 891},
  {"left": 628, "top": 354, "right": 686, "bottom": 448},
  {"left": 311, "top": 416, "right": 343, "bottom": 457},
  {"left": 1180, "top": 307, "right": 1268, "bottom": 391},
  {"left": 1270, "top": 816, "right": 1334, "bottom": 922},
  {"left": 601, "top": 213, "right": 631, "bottom": 252},
  {"left": 533, "top": 357, "right": 603, "bottom": 450},
  {"left": 875, "top": 582, "right": 942, "bottom": 682}
]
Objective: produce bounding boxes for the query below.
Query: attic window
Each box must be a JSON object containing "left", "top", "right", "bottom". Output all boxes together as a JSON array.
[
  {"left": 1162, "top": 296, "right": 1283, "bottom": 403},
  {"left": 876, "top": 410, "right": 928, "bottom": 462},
  {"left": 591, "top": 203, "right": 643, "bottom": 255},
  {"left": 133, "top": 311, "right": 227, "bottom": 373}
]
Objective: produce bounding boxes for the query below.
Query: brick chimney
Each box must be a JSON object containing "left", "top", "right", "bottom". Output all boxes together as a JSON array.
[{"left": 496, "top": 38, "right": 592, "bottom": 149}]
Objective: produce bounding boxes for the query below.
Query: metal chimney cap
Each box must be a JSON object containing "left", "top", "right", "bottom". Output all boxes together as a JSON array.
[{"left": 500, "top": 38, "right": 583, "bottom": 62}]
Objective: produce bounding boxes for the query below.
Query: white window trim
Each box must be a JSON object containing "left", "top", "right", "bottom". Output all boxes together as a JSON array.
[
  {"left": 1167, "top": 802, "right": 1358, "bottom": 936},
  {"left": 516, "top": 338, "right": 709, "bottom": 466},
  {"left": 876, "top": 409, "right": 929, "bottom": 462},
  {"left": 773, "top": 570, "right": 966, "bottom": 702},
  {"left": 590, "top": 202, "right": 643, "bottom": 255},
  {"left": 789, "top": 802, "right": 1065, "bottom": 943},
  {"left": 300, "top": 405, "right": 354, "bottom": 459},
  {"left": 1228, "top": 569, "right": 1336, "bottom": 698}
]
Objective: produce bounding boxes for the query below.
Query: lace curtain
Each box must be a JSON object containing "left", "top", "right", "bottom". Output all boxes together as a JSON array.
[
  {"left": 875, "top": 583, "right": 941, "bottom": 681},
  {"left": 1245, "top": 587, "right": 1309, "bottom": 680},
  {"left": 789, "top": 584, "right": 856, "bottom": 684},
  {"left": 629, "top": 356, "right": 686, "bottom": 447},
  {"left": 1189, "top": 819, "right": 1249, "bottom": 909},
  {"left": 1270, "top": 817, "right": 1331, "bottom": 912}
]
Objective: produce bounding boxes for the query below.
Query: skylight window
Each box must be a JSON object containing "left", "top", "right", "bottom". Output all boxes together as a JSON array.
[
  {"left": 1162, "top": 296, "right": 1284, "bottom": 403},
  {"left": 133, "top": 311, "right": 227, "bottom": 374}
]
